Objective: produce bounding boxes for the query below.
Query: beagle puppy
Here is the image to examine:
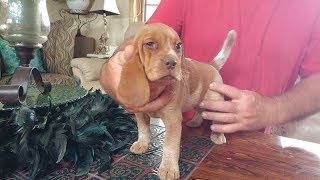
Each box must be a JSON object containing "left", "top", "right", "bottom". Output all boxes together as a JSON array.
[{"left": 116, "top": 23, "right": 236, "bottom": 180}]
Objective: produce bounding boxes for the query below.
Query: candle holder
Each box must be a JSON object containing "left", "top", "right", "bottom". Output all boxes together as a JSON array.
[{"left": 0, "top": 0, "right": 51, "bottom": 104}]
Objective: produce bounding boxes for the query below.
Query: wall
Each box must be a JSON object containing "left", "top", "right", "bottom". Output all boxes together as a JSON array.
[
  {"left": 47, "top": 0, "right": 130, "bottom": 46},
  {"left": 85, "top": 0, "right": 130, "bottom": 46},
  {"left": 0, "top": 0, "right": 65, "bottom": 29},
  {"left": 0, "top": 0, "right": 8, "bottom": 25},
  {"left": 0, "top": 0, "right": 130, "bottom": 46},
  {"left": 1, "top": 0, "right": 130, "bottom": 46}
]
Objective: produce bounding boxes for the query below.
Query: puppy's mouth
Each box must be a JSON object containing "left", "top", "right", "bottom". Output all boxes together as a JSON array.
[
  {"left": 146, "top": 66, "right": 181, "bottom": 82},
  {"left": 152, "top": 72, "right": 181, "bottom": 83},
  {"left": 154, "top": 75, "right": 176, "bottom": 82}
]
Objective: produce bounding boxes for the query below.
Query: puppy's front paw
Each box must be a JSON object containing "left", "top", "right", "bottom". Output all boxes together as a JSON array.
[
  {"left": 130, "top": 140, "right": 149, "bottom": 154},
  {"left": 210, "top": 132, "right": 226, "bottom": 144},
  {"left": 158, "top": 160, "right": 180, "bottom": 180}
]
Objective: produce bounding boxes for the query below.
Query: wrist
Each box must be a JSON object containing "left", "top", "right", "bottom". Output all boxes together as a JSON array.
[{"left": 269, "top": 94, "right": 297, "bottom": 126}]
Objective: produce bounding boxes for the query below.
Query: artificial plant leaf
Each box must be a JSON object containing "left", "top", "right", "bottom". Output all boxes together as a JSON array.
[
  {"left": 73, "top": 112, "right": 92, "bottom": 129},
  {"left": 36, "top": 93, "right": 52, "bottom": 106},
  {"left": 75, "top": 122, "right": 113, "bottom": 147},
  {"left": 88, "top": 92, "right": 114, "bottom": 117},
  {"left": 98, "top": 150, "right": 112, "bottom": 173},
  {"left": 102, "top": 130, "right": 115, "bottom": 150},
  {"left": 0, "top": 151, "right": 18, "bottom": 177},
  {"left": 63, "top": 102, "right": 86, "bottom": 124},
  {"left": 53, "top": 128, "right": 68, "bottom": 163},
  {"left": 74, "top": 148, "right": 94, "bottom": 176},
  {"left": 0, "top": 90, "right": 138, "bottom": 178},
  {"left": 14, "top": 106, "right": 37, "bottom": 127},
  {"left": 33, "top": 116, "right": 48, "bottom": 130},
  {"left": 29, "top": 148, "right": 40, "bottom": 180},
  {"left": 38, "top": 120, "right": 55, "bottom": 148},
  {"left": 0, "top": 118, "right": 18, "bottom": 152}
]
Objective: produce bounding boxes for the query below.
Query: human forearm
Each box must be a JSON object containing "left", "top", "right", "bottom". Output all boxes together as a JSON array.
[{"left": 275, "top": 73, "right": 320, "bottom": 125}]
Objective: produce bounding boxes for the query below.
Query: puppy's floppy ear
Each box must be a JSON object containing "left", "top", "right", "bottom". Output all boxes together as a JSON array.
[{"left": 117, "top": 50, "right": 150, "bottom": 108}]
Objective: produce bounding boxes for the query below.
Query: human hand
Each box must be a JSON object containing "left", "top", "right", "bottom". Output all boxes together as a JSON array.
[
  {"left": 200, "top": 82, "right": 280, "bottom": 133},
  {"left": 100, "top": 45, "right": 175, "bottom": 113}
]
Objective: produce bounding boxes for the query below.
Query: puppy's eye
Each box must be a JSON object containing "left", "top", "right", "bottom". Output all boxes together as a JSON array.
[
  {"left": 176, "top": 42, "right": 182, "bottom": 50},
  {"left": 144, "top": 41, "right": 157, "bottom": 49}
]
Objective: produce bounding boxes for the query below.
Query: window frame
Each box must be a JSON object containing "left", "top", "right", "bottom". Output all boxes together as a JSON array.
[{"left": 143, "top": 0, "right": 160, "bottom": 22}]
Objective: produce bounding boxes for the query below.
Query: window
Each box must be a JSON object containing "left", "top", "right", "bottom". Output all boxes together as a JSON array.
[{"left": 144, "top": 0, "right": 160, "bottom": 21}]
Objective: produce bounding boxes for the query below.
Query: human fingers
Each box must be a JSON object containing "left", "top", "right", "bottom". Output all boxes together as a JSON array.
[
  {"left": 209, "top": 82, "right": 242, "bottom": 99},
  {"left": 100, "top": 62, "right": 120, "bottom": 98},
  {"left": 149, "top": 78, "right": 176, "bottom": 101},
  {"left": 202, "top": 111, "right": 237, "bottom": 124},
  {"left": 109, "top": 45, "right": 134, "bottom": 65},
  {"left": 126, "top": 91, "right": 173, "bottom": 113},
  {"left": 123, "top": 45, "right": 134, "bottom": 62},
  {"left": 149, "top": 85, "right": 166, "bottom": 101},
  {"left": 210, "top": 123, "right": 243, "bottom": 133},
  {"left": 200, "top": 100, "right": 236, "bottom": 113},
  {"left": 137, "top": 89, "right": 174, "bottom": 112},
  {"left": 100, "top": 45, "right": 134, "bottom": 96}
]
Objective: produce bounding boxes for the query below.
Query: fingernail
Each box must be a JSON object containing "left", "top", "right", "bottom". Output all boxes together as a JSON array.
[
  {"left": 202, "top": 112, "right": 207, "bottom": 118},
  {"left": 209, "top": 82, "right": 216, "bottom": 88},
  {"left": 210, "top": 125, "right": 215, "bottom": 131}
]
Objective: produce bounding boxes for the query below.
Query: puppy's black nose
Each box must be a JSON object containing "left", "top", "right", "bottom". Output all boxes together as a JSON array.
[{"left": 164, "top": 59, "right": 177, "bottom": 70}]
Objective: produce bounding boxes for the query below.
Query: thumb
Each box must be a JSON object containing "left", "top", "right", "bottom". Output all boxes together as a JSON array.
[
  {"left": 116, "top": 45, "right": 134, "bottom": 65},
  {"left": 124, "top": 45, "right": 134, "bottom": 60},
  {"left": 209, "top": 82, "right": 241, "bottom": 99}
]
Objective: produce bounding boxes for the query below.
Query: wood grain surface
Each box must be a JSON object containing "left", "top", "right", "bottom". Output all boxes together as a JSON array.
[{"left": 188, "top": 128, "right": 320, "bottom": 180}]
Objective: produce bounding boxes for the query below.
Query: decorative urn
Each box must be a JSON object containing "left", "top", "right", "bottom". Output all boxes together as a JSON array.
[{"left": 0, "top": 0, "right": 51, "bottom": 104}]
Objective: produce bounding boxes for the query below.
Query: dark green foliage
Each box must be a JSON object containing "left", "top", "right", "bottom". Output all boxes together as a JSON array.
[{"left": 0, "top": 90, "right": 137, "bottom": 179}]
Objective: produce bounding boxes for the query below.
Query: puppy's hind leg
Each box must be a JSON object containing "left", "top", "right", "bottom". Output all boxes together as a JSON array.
[
  {"left": 203, "top": 88, "right": 227, "bottom": 144},
  {"left": 130, "top": 113, "right": 151, "bottom": 154}
]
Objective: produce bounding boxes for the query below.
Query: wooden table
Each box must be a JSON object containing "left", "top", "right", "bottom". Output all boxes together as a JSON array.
[{"left": 188, "top": 130, "right": 320, "bottom": 179}]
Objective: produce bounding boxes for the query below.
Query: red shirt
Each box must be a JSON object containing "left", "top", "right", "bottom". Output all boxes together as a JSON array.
[{"left": 148, "top": 0, "right": 320, "bottom": 96}]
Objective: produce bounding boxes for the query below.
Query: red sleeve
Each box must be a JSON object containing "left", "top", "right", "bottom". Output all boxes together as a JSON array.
[
  {"left": 300, "top": 16, "right": 320, "bottom": 78},
  {"left": 146, "top": 0, "right": 185, "bottom": 35}
]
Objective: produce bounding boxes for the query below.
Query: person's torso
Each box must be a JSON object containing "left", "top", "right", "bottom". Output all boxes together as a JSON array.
[{"left": 181, "top": 0, "right": 320, "bottom": 96}]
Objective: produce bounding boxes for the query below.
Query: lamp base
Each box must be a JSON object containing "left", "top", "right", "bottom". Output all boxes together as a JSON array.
[
  {"left": 0, "top": 67, "right": 52, "bottom": 104},
  {"left": 0, "top": 47, "right": 51, "bottom": 104},
  {"left": 94, "top": 31, "right": 110, "bottom": 55},
  {"left": 94, "top": 13, "right": 111, "bottom": 55}
]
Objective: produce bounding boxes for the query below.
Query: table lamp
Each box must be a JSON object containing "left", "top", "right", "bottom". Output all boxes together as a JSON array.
[
  {"left": 0, "top": 0, "right": 51, "bottom": 104},
  {"left": 90, "top": 0, "right": 120, "bottom": 54}
]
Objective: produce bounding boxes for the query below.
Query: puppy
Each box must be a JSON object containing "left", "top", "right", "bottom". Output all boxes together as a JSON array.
[{"left": 116, "top": 23, "right": 236, "bottom": 180}]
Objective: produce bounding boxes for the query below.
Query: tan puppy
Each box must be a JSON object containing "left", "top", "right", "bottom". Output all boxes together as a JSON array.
[{"left": 116, "top": 23, "right": 236, "bottom": 180}]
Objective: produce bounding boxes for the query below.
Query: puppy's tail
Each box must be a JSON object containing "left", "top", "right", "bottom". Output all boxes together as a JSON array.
[{"left": 211, "top": 30, "right": 237, "bottom": 70}]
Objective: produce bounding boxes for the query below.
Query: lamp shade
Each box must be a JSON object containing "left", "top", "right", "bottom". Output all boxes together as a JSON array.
[{"left": 90, "top": 0, "right": 120, "bottom": 15}]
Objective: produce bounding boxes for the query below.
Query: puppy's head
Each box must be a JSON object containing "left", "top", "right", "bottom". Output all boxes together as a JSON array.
[
  {"left": 117, "top": 23, "right": 183, "bottom": 108},
  {"left": 134, "top": 23, "right": 183, "bottom": 81}
]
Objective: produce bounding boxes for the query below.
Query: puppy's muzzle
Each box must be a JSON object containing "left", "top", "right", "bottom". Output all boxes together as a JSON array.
[{"left": 164, "top": 58, "right": 177, "bottom": 70}]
